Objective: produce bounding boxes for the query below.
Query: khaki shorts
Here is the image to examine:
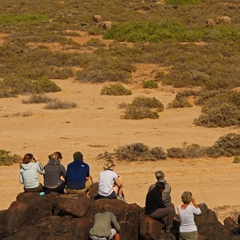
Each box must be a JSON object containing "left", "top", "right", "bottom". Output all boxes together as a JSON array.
[
  {"left": 66, "top": 177, "right": 92, "bottom": 194},
  {"left": 179, "top": 231, "right": 198, "bottom": 240}
]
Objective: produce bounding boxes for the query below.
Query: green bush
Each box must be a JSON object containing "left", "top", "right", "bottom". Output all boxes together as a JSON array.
[
  {"left": 35, "top": 76, "right": 61, "bottom": 92},
  {"left": 100, "top": 84, "right": 132, "bottom": 96},
  {"left": 167, "top": 97, "right": 193, "bottom": 108},
  {"left": 206, "top": 133, "right": 240, "bottom": 158},
  {"left": 154, "top": 71, "right": 166, "bottom": 82},
  {"left": 143, "top": 80, "right": 158, "bottom": 89},
  {"left": 97, "top": 143, "right": 167, "bottom": 161},
  {"left": 233, "top": 156, "right": 240, "bottom": 163},
  {"left": 121, "top": 105, "right": 159, "bottom": 120},
  {"left": 194, "top": 103, "right": 240, "bottom": 128},
  {"left": 131, "top": 96, "right": 164, "bottom": 110},
  {"left": 0, "top": 14, "right": 49, "bottom": 24},
  {"left": 0, "top": 150, "right": 21, "bottom": 166},
  {"left": 164, "top": 0, "right": 201, "bottom": 5}
]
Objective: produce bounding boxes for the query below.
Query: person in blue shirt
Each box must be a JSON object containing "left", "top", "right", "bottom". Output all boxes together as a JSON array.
[{"left": 66, "top": 151, "right": 92, "bottom": 197}]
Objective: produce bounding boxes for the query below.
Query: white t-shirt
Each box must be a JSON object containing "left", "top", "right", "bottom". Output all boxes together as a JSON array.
[
  {"left": 177, "top": 205, "right": 201, "bottom": 232},
  {"left": 98, "top": 170, "right": 118, "bottom": 197}
]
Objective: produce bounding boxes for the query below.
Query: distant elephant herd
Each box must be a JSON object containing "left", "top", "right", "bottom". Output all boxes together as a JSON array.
[
  {"left": 93, "top": 15, "right": 112, "bottom": 30},
  {"left": 93, "top": 14, "right": 231, "bottom": 30},
  {"left": 206, "top": 16, "right": 231, "bottom": 27}
]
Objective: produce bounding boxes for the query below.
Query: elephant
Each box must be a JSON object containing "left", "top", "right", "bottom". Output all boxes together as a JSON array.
[
  {"left": 93, "top": 15, "right": 102, "bottom": 23},
  {"left": 97, "top": 21, "right": 112, "bottom": 30},
  {"left": 217, "top": 16, "right": 231, "bottom": 24},
  {"left": 205, "top": 19, "right": 214, "bottom": 27}
]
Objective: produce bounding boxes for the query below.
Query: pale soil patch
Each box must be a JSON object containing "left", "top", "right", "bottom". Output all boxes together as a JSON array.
[
  {"left": 181, "top": 41, "right": 209, "bottom": 45},
  {"left": 132, "top": 63, "right": 170, "bottom": 84},
  {"left": 27, "top": 42, "right": 63, "bottom": 51},
  {"left": 1, "top": 79, "right": 240, "bottom": 221},
  {"left": 0, "top": 34, "right": 8, "bottom": 46}
]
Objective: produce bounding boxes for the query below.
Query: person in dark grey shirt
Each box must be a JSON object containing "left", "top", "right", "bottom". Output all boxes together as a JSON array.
[
  {"left": 89, "top": 212, "right": 121, "bottom": 240},
  {"left": 44, "top": 152, "right": 66, "bottom": 194}
]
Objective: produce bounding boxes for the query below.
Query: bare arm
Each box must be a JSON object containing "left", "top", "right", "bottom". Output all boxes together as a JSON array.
[
  {"left": 114, "top": 175, "right": 122, "bottom": 188},
  {"left": 191, "top": 196, "right": 199, "bottom": 208}
]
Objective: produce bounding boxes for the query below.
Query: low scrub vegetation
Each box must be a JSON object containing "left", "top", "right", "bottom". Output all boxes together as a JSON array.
[
  {"left": 100, "top": 84, "right": 132, "bottom": 96},
  {"left": 22, "top": 94, "right": 55, "bottom": 104},
  {"left": 206, "top": 133, "right": 240, "bottom": 158},
  {"left": 165, "top": 0, "right": 201, "bottom": 4},
  {"left": 168, "top": 97, "right": 193, "bottom": 108},
  {"left": 120, "top": 96, "right": 164, "bottom": 119},
  {"left": 45, "top": 99, "right": 77, "bottom": 109},
  {"left": 143, "top": 80, "right": 158, "bottom": 89},
  {"left": 97, "top": 143, "right": 167, "bottom": 162},
  {"left": 121, "top": 105, "right": 159, "bottom": 120},
  {"left": 0, "top": 14, "right": 49, "bottom": 24},
  {"left": 0, "top": 75, "right": 61, "bottom": 97},
  {"left": 0, "top": 150, "right": 21, "bottom": 166},
  {"left": 167, "top": 143, "right": 205, "bottom": 158}
]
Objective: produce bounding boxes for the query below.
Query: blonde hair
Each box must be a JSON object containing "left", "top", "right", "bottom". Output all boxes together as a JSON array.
[
  {"left": 103, "top": 160, "right": 115, "bottom": 170},
  {"left": 49, "top": 152, "right": 62, "bottom": 160},
  {"left": 181, "top": 191, "right": 192, "bottom": 204}
]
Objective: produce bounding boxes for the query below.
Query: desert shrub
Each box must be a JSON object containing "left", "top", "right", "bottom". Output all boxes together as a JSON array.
[
  {"left": 154, "top": 71, "right": 166, "bottom": 82},
  {"left": 167, "top": 97, "right": 193, "bottom": 108},
  {"left": 104, "top": 19, "right": 208, "bottom": 43},
  {"left": 185, "top": 144, "right": 205, "bottom": 158},
  {"left": 131, "top": 96, "right": 164, "bottom": 109},
  {"left": 100, "top": 84, "right": 132, "bottom": 96},
  {"left": 0, "top": 14, "right": 49, "bottom": 24},
  {"left": 34, "top": 76, "right": 61, "bottom": 92},
  {"left": 45, "top": 99, "right": 77, "bottom": 109},
  {"left": 167, "top": 147, "right": 187, "bottom": 158},
  {"left": 206, "top": 133, "right": 240, "bottom": 158},
  {"left": 75, "top": 70, "right": 132, "bottom": 83},
  {"left": 175, "top": 90, "right": 200, "bottom": 99},
  {"left": 0, "top": 150, "right": 21, "bottom": 166},
  {"left": 233, "top": 156, "right": 240, "bottom": 163},
  {"left": 1, "top": 74, "right": 39, "bottom": 94},
  {"left": 194, "top": 90, "right": 224, "bottom": 106},
  {"left": 0, "top": 75, "right": 61, "bottom": 96},
  {"left": 121, "top": 105, "right": 159, "bottom": 120},
  {"left": 164, "top": 0, "right": 201, "bottom": 4},
  {"left": 22, "top": 94, "right": 55, "bottom": 104},
  {"left": 143, "top": 80, "right": 158, "bottom": 89},
  {"left": 194, "top": 103, "right": 240, "bottom": 128},
  {"left": 97, "top": 143, "right": 167, "bottom": 162},
  {"left": 82, "top": 38, "right": 106, "bottom": 48}
]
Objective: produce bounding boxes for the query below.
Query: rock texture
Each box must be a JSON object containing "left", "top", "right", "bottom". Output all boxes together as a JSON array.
[{"left": 1, "top": 185, "right": 240, "bottom": 240}]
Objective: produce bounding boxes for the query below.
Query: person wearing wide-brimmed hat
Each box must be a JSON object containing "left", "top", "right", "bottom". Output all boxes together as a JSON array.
[
  {"left": 98, "top": 160, "right": 125, "bottom": 202},
  {"left": 66, "top": 151, "right": 92, "bottom": 197}
]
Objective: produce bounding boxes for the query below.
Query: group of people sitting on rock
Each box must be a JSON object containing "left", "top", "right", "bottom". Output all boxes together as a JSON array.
[
  {"left": 19, "top": 151, "right": 125, "bottom": 201},
  {"left": 19, "top": 151, "right": 201, "bottom": 240}
]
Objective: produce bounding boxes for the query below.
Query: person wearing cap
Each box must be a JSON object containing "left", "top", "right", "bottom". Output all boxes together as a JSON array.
[
  {"left": 98, "top": 160, "right": 125, "bottom": 202},
  {"left": 66, "top": 151, "right": 92, "bottom": 197},
  {"left": 148, "top": 171, "right": 174, "bottom": 209}
]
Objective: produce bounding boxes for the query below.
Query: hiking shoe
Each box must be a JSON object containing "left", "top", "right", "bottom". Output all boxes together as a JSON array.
[{"left": 117, "top": 196, "right": 126, "bottom": 202}]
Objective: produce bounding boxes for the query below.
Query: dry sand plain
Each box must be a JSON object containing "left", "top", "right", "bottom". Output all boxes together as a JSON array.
[{"left": 1, "top": 33, "right": 240, "bottom": 223}]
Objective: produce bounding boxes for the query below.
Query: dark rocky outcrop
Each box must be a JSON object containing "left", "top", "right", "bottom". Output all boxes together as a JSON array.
[{"left": 1, "top": 187, "right": 240, "bottom": 240}]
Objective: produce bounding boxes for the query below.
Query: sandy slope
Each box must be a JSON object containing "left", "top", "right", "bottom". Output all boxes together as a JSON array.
[{"left": 1, "top": 78, "right": 240, "bottom": 223}]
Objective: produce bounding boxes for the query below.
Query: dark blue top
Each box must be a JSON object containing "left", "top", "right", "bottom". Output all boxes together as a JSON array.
[{"left": 66, "top": 160, "right": 90, "bottom": 190}]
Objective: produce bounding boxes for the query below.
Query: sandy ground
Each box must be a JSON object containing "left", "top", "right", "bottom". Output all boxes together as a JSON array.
[{"left": 1, "top": 33, "right": 240, "bottom": 223}]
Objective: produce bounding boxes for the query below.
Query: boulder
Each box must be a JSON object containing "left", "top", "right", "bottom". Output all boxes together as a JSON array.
[
  {"left": 195, "top": 203, "right": 231, "bottom": 240},
  {"left": 224, "top": 217, "right": 238, "bottom": 232},
  {"left": 58, "top": 196, "right": 91, "bottom": 217},
  {"left": 139, "top": 213, "right": 165, "bottom": 240}
]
